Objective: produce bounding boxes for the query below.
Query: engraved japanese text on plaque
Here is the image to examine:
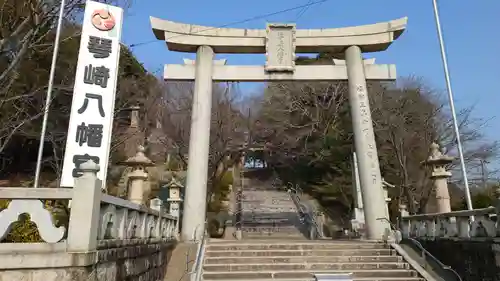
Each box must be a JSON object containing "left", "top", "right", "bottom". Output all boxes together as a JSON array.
[{"left": 265, "top": 23, "right": 296, "bottom": 72}]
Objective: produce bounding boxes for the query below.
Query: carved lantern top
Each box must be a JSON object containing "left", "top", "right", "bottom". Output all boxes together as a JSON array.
[
  {"left": 120, "top": 145, "right": 155, "bottom": 169},
  {"left": 165, "top": 177, "right": 184, "bottom": 202},
  {"left": 166, "top": 176, "right": 185, "bottom": 189},
  {"left": 423, "top": 142, "right": 454, "bottom": 179},
  {"left": 426, "top": 142, "right": 454, "bottom": 165}
]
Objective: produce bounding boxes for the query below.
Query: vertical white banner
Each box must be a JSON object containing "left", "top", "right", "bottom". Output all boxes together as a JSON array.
[{"left": 61, "top": 1, "right": 123, "bottom": 188}]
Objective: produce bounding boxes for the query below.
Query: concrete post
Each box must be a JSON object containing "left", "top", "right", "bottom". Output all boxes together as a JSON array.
[
  {"left": 351, "top": 152, "right": 365, "bottom": 235},
  {"left": 424, "top": 143, "right": 453, "bottom": 213},
  {"left": 182, "top": 45, "right": 215, "bottom": 241},
  {"left": 383, "top": 184, "right": 391, "bottom": 218},
  {"left": 399, "top": 204, "right": 409, "bottom": 217},
  {"left": 345, "top": 45, "right": 390, "bottom": 240},
  {"left": 67, "top": 160, "right": 101, "bottom": 252},
  {"left": 150, "top": 197, "right": 163, "bottom": 212},
  {"left": 381, "top": 178, "right": 395, "bottom": 218}
]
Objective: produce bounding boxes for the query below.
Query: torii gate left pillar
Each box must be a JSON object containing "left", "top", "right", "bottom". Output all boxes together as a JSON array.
[
  {"left": 178, "top": 55, "right": 226, "bottom": 241},
  {"left": 151, "top": 17, "right": 407, "bottom": 241}
]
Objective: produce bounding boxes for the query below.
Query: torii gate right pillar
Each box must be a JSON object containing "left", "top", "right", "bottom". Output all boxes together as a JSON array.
[{"left": 345, "top": 45, "right": 389, "bottom": 239}]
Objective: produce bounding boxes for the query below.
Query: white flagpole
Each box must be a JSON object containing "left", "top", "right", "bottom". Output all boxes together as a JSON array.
[
  {"left": 34, "top": 0, "right": 67, "bottom": 188},
  {"left": 431, "top": 0, "right": 474, "bottom": 213}
]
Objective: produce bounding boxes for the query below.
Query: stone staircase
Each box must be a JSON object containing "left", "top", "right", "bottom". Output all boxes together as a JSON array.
[
  {"left": 240, "top": 181, "right": 305, "bottom": 239},
  {"left": 202, "top": 240, "right": 424, "bottom": 281}
]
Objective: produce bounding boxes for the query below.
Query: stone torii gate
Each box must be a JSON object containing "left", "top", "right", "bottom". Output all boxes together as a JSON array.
[{"left": 150, "top": 16, "right": 407, "bottom": 241}]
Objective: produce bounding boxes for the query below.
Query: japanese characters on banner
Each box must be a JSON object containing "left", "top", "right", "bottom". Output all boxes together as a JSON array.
[{"left": 61, "top": 1, "right": 123, "bottom": 188}]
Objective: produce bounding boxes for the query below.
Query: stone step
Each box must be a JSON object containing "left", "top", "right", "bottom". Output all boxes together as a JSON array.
[
  {"left": 205, "top": 249, "right": 397, "bottom": 257},
  {"left": 243, "top": 234, "right": 307, "bottom": 240},
  {"left": 204, "top": 255, "right": 404, "bottom": 265},
  {"left": 241, "top": 202, "right": 296, "bottom": 206},
  {"left": 240, "top": 223, "right": 302, "bottom": 228},
  {"left": 240, "top": 221, "right": 302, "bottom": 226},
  {"left": 241, "top": 226, "right": 302, "bottom": 231},
  {"left": 241, "top": 219, "right": 302, "bottom": 224},
  {"left": 242, "top": 199, "right": 293, "bottom": 202},
  {"left": 203, "top": 274, "right": 425, "bottom": 281},
  {"left": 241, "top": 195, "right": 292, "bottom": 199},
  {"left": 241, "top": 204, "right": 296, "bottom": 208},
  {"left": 240, "top": 215, "right": 299, "bottom": 220},
  {"left": 241, "top": 214, "right": 301, "bottom": 218},
  {"left": 241, "top": 203, "right": 295, "bottom": 206},
  {"left": 203, "top": 262, "right": 410, "bottom": 272},
  {"left": 240, "top": 216, "right": 298, "bottom": 220},
  {"left": 240, "top": 209, "right": 298, "bottom": 213},
  {"left": 241, "top": 212, "right": 299, "bottom": 216},
  {"left": 241, "top": 229, "right": 303, "bottom": 234},
  {"left": 202, "top": 269, "right": 419, "bottom": 280},
  {"left": 241, "top": 228, "right": 304, "bottom": 234},
  {"left": 206, "top": 242, "right": 390, "bottom": 251},
  {"left": 240, "top": 227, "right": 303, "bottom": 232},
  {"left": 241, "top": 198, "right": 293, "bottom": 201}
]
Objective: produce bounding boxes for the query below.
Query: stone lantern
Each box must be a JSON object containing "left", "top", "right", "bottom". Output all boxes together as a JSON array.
[
  {"left": 423, "top": 142, "right": 454, "bottom": 213},
  {"left": 120, "top": 145, "right": 155, "bottom": 205},
  {"left": 166, "top": 176, "right": 184, "bottom": 218}
]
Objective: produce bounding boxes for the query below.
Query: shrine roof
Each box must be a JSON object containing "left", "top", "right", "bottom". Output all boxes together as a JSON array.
[{"left": 150, "top": 17, "right": 407, "bottom": 54}]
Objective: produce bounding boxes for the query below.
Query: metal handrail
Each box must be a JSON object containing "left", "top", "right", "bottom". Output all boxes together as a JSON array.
[
  {"left": 287, "top": 183, "right": 323, "bottom": 239},
  {"left": 377, "top": 217, "right": 462, "bottom": 281},
  {"left": 190, "top": 222, "right": 208, "bottom": 281}
]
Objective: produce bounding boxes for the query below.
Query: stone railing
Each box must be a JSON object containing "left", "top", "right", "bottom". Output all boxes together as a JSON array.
[
  {"left": 0, "top": 160, "right": 178, "bottom": 281},
  {"left": 400, "top": 207, "right": 499, "bottom": 239},
  {"left": 400, "top": 205, "right": 500, "bottom": 281}
]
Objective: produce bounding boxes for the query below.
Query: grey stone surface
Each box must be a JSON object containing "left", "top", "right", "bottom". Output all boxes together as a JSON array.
[
  {"left": 150, "top": 17, "right": 407, "bottom": 53},
  {"left": 240, "top": 185, "right": 305, "bottom": 239},
  {"left": 202, "top": 240, "right": 423, "bottom": 281},
  {"left": 265, "top": 23, "right": 296, "bottom": 72},
  {"left": 0, "top": 241, "right": 176, "bottom": 281}
]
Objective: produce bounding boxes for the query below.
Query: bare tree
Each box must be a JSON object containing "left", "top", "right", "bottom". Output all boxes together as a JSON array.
[
  {"left": 156, "top": 82, "right": 247, "bottom": 193},
  {"left": 0, "top": 0, "right": 133, "bottom": 180},
  {"left": 370, "top": 77, "right": 499, "bottom": 213},
  {"left": 249, "top": 75, "right": 498, "bottom": 217}
]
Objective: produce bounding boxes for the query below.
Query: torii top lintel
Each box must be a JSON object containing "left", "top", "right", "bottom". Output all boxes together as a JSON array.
[{"left": 150, "top": 16, "right": 407, "bottom": 54}]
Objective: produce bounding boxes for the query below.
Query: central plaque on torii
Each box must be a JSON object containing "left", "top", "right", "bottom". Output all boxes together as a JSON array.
[{"left": 265, "top": 23, "right": 296, "bottom": 73}]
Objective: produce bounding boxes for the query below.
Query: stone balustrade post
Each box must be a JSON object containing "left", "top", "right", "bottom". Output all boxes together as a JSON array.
[
  {"left": 382, "top": 179, "right": 391, "bottom": 218},
  {"left": 67, "top": 160, "right": 101, "bottom": 252},
  {"left": 121, "top": 146, "right": 155, "bottom": 205},
  {"left": 399, "top": 204, "right": 409, "bottom": 217},
  {"left": 398, "top": 204, "right": 410, "bottom": 238},
  {"left": 150, "top": 197, "right": 163, "bottom": 212},
  {"left": 423, "top": 143, "right": 454, "bottom": 213},
  {"left": 129, "top": 105, "right": 141, "bottom": 128}
]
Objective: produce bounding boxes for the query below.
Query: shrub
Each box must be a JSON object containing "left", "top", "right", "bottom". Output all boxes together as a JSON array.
[{"left": 0, "top": 199, "right": 69, "bottom": 243}]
